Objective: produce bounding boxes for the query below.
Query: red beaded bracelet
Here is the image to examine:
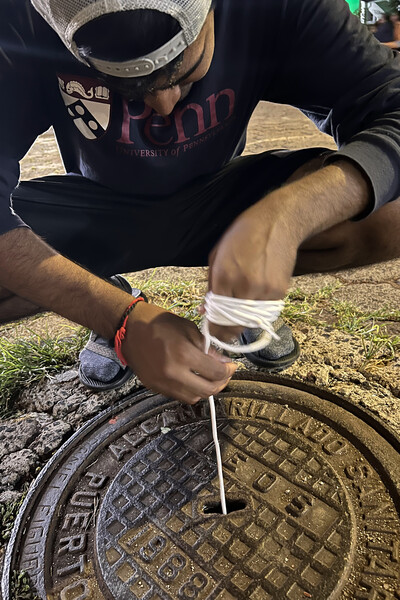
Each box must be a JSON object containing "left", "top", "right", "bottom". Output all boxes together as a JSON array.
[{"left": 114, "top": 297, "right": 144, "bottom": 366}]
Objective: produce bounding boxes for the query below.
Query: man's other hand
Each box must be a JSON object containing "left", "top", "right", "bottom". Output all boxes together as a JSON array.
[
  {"left": 207, "top": 196, "right": 297, "bottom": 343},
  {"left": 122, "top": 302, "right": 237, "bottom": 404}
]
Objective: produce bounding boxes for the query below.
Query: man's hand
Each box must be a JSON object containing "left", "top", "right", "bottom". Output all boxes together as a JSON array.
[
  {"left": 123, "top": 302, "right": 237, "bottom": 404},
  {"left": 208, "top": 198, "right": 297, "bottom": 342},
  {"left": 209, "top": 200, "right": 297, "bottom": 300},
  {"left": 208, "top": 160, "right": 371, "bottom": 342}
]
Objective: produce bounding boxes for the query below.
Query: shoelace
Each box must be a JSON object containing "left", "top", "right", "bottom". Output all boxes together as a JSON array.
[{"left": 202, "top": 291, "right": 285, "bottom": 515}]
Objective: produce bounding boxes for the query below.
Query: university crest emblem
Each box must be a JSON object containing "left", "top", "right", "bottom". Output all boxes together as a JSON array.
[{"left": 58, "top": 74, "right": 111, "bottom": 140}]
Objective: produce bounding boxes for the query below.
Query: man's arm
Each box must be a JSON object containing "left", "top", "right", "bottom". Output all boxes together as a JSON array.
[
  {"left": 0, "top": 228, "right": 132, "bottom": 336},
  {"left": 0, "top": 228, "right": 236, "bottom": 403},
  {"left": 265, "top": 0, "right": 400, "bottom": 217},
  {"left": 209, "top": 160, "right": 370, "bottom": 326}
]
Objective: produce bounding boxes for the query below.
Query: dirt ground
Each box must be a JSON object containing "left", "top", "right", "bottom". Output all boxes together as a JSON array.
[{"left": 4, "top": 101, "right": 400, "bottom": 432}]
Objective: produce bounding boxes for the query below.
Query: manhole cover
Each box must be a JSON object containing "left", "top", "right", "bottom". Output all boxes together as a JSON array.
[{"left": 2, "top": 375, "right": 400, "bottom": 600}]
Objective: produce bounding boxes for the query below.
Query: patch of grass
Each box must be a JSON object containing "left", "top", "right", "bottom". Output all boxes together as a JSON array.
[
  {"left": 331, "top": 302, "right": 400, "bottom": 366},
  {"left": 360, "top": 327, "right": 400, "bottom": 367},
  {"left": 10, "top": 570, "right": 39, "bottom": 600},
  {"left": 283, "top": 285, "right": 400, "bottom": 366},
  {"left": 282, "top": 295, "right": 320, "bottom": 325},
  {"left": 132, "top": 275, "right": 206, "bottom": 325},
  {"left": 0, "top": 328, "right": 89, "bottom": 418},
  {"left": 283, "top": 284, "right": 341, "bottom": 326},
  {"left": 333, "top": 302, "right": 400, "bottom": 332},
  {"left": 0, "top": 494, "right": 26, "bottom": 546}
]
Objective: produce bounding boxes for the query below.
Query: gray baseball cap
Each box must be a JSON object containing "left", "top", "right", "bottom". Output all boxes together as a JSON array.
[{"left": 31, "top": 0, "right": 212, "bottom": 77}]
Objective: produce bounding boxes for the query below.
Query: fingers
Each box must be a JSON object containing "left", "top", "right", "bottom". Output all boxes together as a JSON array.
[
  {"left": 194, "top": 349, "right": 237, "bottom": 379},
  {"left": 185, "top": 370, "right": 236, "bottom": 403},
  {"left": 140, "top": 351, "right": 237, "bottom": 406},
  {"left": 172, "top": 366, "right": 237, "bottom": 405},
  {"left": 174, "top": 327, "right": 236, "bottom": 379},
  {"left": 126, "top": 308, "right": 238, "bottom": 406},
  {"left": 142, "top": 367, "right": 236, "bottom": 405}
]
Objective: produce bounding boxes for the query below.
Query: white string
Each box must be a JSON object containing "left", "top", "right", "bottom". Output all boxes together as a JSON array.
[
  {"left": 203, "top": 292, "right": 284, "bottom": 354},
  {"left": 208, "top": 395, "right": 227, "bottom": 514},
  {"left": 202, "top": 291, "right": 284, "bottom": 517}
]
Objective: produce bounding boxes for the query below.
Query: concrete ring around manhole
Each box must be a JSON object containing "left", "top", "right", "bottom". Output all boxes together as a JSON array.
[{"left": 2, "top": 373, "right": 400, "bottom": 600}]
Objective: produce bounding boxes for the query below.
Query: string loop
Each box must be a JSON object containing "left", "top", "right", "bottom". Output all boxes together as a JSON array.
[{"left": 202, "top": 291, "right": 284, "bottom": 354}]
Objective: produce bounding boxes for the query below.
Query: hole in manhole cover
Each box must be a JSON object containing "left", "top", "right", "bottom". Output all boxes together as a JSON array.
[
  {"left": 203, "top": 499, "right": 247, "bottom": 515},
  {"left": 2, "top": 374, "right": 400, "bottom": 600}
]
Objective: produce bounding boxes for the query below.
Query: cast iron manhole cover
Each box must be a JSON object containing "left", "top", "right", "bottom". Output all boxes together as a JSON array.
[{"left": 2, "top": 374, "right": 400, "bottom": 600}]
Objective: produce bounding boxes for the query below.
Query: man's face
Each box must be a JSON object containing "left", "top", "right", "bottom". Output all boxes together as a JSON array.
[{"left": 102, "top": 10, "right": 215, "bottom": 116}]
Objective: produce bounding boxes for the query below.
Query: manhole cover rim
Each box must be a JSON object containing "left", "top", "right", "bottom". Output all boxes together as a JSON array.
[{"left": 236, "top": 372, "right": 400, "bottom": 450}]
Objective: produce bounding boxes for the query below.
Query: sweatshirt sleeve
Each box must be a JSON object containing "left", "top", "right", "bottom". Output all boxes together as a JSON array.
[
  {"left": 0, "top": 1, "right": 53, "bottom": 235},
  {"left": 265, "top": 0, "right": 400, "bottom": 216}
]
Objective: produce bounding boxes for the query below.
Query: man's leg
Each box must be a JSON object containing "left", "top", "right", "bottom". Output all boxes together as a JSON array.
[
  {"left": 285, "top": 155, "right": 400, "bottom": 273},
  {"left": 297, "top": 200, "right": 400, "bottom": 273}
]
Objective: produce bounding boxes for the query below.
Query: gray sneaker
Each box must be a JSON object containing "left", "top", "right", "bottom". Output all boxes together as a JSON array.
[{"left": 240, "top": 318, "right": 300, "bottom": 372}]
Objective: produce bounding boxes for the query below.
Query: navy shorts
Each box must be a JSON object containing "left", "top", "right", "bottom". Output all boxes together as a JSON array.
[{"left": 12, "top": 148, "right": 331, "bottom": 277}]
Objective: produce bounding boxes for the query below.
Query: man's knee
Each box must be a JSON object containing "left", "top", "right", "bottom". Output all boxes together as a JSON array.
[
  {"left": 348, "top": 199, "right": 400, "bottom": 266},
  {"left": 296, "top": 199, "right": 400, "bottom": 273}
]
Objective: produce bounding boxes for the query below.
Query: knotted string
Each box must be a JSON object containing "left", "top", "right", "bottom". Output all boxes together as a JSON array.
[{"left": 202, "top": 291, "right": 284, "bottom": 516}]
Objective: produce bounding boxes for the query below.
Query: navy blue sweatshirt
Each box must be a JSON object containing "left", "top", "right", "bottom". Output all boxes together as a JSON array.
[{"left": 1, "top": 0, "right": 400, "bottom": 235}]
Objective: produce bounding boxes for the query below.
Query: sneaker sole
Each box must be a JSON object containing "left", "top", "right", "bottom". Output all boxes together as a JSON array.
[
  {"left": 241, "top": 336, "right": 301, "bottom": 372},
  {"left": 78, "top": 365, "right": 134, "bottom": 391}
]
